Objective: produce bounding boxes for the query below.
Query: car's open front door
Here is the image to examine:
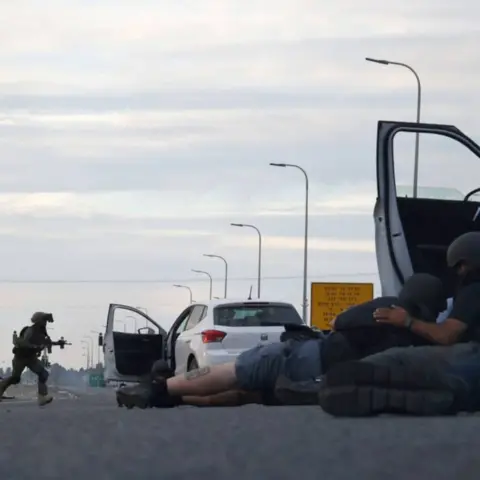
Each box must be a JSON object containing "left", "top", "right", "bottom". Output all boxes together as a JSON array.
[
  {"left": 103, "top": 304, "right": 167, "bottom": 384},
  {"left": 375, "top": 120, "right": 480, "bottom": 297}
]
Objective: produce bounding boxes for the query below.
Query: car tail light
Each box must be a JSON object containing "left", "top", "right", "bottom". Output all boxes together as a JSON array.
[{"left": 201, "top": 329, "right": 226, "bottom": 343}]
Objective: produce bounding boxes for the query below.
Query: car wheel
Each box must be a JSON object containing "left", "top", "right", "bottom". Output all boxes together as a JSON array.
[{"left": 187, "top": 357, "right": 199, "bottom": 371}]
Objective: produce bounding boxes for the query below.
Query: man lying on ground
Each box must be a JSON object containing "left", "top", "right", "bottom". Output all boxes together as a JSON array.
[
  {"left": 318, "top": 231, "right": 480, "bottom": 417},
  {"left": 116, "top": 270, "right": 449, "bottom": 409}
]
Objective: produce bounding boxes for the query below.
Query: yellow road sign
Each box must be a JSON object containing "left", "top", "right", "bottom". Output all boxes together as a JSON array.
[{"left": 310, "top": 282, "right": 374, "bottom": 330}]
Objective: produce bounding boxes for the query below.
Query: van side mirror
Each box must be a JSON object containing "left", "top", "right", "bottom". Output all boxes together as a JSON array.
[{"left": 98, "top": 333, "right": 103, "bottom": 346}]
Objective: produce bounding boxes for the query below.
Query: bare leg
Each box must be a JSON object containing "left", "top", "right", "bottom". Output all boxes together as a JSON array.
[
  {"left": 181, "top": 390, "right": 263, "bottom": 407},
  {"left": 166, "top": 363, "right": 238, "bottom": 397}
]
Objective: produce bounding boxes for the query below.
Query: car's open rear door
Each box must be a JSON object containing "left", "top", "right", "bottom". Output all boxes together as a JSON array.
[
  {"left": 375, "top": 120, "right": 480, "bottom": 297},
  {"left": 103, "top": 304, "right": 167, "bottom": 384}
]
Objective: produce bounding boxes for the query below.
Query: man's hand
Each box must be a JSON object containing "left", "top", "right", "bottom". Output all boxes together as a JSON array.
[{"left": 373, "top": 306, "right": 408, "bottom": 327}]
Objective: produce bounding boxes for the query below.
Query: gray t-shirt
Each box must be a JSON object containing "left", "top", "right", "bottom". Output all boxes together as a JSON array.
[{"left": 436, "top": 297, "right": 453, "bottom": 324}]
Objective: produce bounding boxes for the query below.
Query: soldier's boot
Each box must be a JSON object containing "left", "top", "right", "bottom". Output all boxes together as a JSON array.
[
  {"left": 37, "top": 380, "right": 53, "bottom": 406},
  {"left": 0, "top": 377, "right": 13, "bottom": 401},
  {"left": 38, "top": 394, "right": 53, "bottom": 406},
  {"left": 0, "top": 381, "right": 7, "bottom": 402}
]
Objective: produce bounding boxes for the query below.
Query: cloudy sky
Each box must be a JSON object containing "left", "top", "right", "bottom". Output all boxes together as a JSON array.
[{"left": 0, "top": 0, "right": 479, "bottom": 369}]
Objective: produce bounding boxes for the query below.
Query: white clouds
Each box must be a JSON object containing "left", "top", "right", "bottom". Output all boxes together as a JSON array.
[
  {"left": 221, "top": 234, "right": 374, "bottom": 253},
  {"left": 2, "top": 0, "right": 478, "bottom": 59},
  {"left": 0, "top": 187, "right": 376, "bottom": 219}
]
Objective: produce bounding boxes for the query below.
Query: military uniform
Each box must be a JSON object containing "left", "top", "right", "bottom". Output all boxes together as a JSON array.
[{"left": 0, "top": 312, "right": 54, "bottom": 406}]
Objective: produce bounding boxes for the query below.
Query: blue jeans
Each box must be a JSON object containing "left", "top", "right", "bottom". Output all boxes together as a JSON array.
[{"left": 234, "top": 339, "right": 323, "bottom": 391}]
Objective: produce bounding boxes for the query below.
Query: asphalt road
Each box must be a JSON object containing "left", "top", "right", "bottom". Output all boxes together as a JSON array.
[{"left": 1, "top": 385, "right": 479, "bottom": 480}]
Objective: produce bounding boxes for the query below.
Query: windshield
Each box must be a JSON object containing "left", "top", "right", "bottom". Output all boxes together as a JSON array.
[
  {"left": 396, "top": 185, "right": 464, "bottom": 201},
  {"left": 213, "top": 303, "right": 303, "bottom": 327}
]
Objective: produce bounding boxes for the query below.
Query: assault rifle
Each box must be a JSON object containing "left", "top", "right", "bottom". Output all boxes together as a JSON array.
[{"left": 46, "top": 336, "right": 72, "bottom": 354}]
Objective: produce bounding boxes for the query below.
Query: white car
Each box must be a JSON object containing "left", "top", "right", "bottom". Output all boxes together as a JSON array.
[{"left": 102, "top": 299, "right": 304, "bottom": 384}]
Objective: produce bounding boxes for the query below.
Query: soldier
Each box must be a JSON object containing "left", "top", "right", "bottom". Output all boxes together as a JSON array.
[{"left": 0, "top": 312, "right": 54, "bottom": 406}]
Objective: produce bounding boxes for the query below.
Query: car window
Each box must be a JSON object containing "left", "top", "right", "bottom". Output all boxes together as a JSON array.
[
  {"left": 213, "top": 303, "right": 303, "bottom": 327},
  {"left": 183, "top": 306, "right": 205, "bottom": 331},
  {"left": 177, "top": 315, "right": 190, "bottom": 332},
  {"left": 175, "top": 307, "right": 193, "bottom": 333}
]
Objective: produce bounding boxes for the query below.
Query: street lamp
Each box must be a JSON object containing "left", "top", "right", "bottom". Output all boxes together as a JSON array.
[
  {"left": 83, "top": 336, "right": 95, "bottom": 367},
  {"left": 125, "top": 315, "right": 138, "bottom": 333},
  {"left": 365, "top": 57, "right": 422, "bottom": 198},
  {"left": 116, "top": 320, "right": 126, "bottom": 333},
  {"left": 81, "top": 340, "right": 91, "bottom": 369},
  {"left": 230, "top": 223, "right": 262, "bottom": 298},
  {"left": 269, "top": 163, "right": 309, "bottom": 324},
  {"left": 82, "top": 351, "right": 89, "bottom": 370},
  {"left": 203, "top": 254, "right": 228, "bottom": 298},
  {"left": 173, "top": 284, "right": 193, "bottom": 304},
  {"left": 135, "top": 306, "right": 149, "bottom": 328},
  {"left": 191, "top": 269, "right": 213, "bottom": 299}
]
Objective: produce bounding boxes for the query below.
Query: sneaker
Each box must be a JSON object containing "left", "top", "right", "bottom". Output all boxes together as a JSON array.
[
  {"left": 38, "top": 394, "right": 53, "bottom": 406},
  {"left": 150, "top": 359, "right": 174, "bottom": 380},
  {"left": 116, "top": 380, "right": 181, "bottom": 409},
  {"left": 318, "top": 361, "right": 457, "bottom": 417}
]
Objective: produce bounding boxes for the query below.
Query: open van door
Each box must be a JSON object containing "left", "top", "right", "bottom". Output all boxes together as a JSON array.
[
  {"left": 103, "top": 304, "right": 167, "bottom": 384},
  {"left": 375, "top": 120, "right": 480, "bottom": 297}
]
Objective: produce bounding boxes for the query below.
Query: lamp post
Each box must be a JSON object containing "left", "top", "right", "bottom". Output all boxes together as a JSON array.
[
  {"left": 125, "top": 315, "right": 138, "bottom": 333},
  {"left": 82, "top": 351, "right": 88, "bottom": 370},
  {"left": 230, "top": 223, "right": 262, "bottom": 298},
  {"left": 135, "top": 306, "right": 149, "bottom": 328},
  {"left": 365, "top": 57, "right": 422, "bottom": 198},
  {"left": 269, "top": 163, "right": 309, "bottom": 323},
  {"left": 203, "top": 254, "right": 228, "bottom": 298},
  {"left": 191, "top": 269, "right": 213, "bottom": 300},
  {"left": 81, "top": 340, "right": 91, "bottom": 369},
  {"left": 91, "top": 330, "right": 102, "bottom": 368},
  {"left": 83, "top": 335, "right": 95, "bottom": 367},
  {"left": 116, "top": 320, "right": 126, "bottom": 332},
  {"left": 173, "top": 284, "right": 193, "bottom": 304}
]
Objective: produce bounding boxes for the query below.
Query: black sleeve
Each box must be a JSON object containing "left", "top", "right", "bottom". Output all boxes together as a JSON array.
[
  {"left": 449, "top": 284, "right": 480, "bottom": 328},
  {"left": 334, "top": 297, "right": 398, "bottom": 331}
]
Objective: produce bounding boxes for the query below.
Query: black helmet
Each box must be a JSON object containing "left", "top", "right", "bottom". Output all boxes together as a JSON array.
[
  {"left": 398, "top": 273, "right": 447, "bottom": 322},
  {"left": 446, "top": 232, "right": 480, "bottom": 269},
  {"left": 31, "top": 312, "right": 54, "bottom": 324}
]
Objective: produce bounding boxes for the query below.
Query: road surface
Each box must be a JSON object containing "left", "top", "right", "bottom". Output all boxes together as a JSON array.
[{"left": 0, "top": 384, "right": 479, "bottom": 480}]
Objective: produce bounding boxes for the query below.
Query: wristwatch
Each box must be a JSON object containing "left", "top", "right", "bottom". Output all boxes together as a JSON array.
[{"left": 404, "top": 315, "right": 414, "bottom": 329}]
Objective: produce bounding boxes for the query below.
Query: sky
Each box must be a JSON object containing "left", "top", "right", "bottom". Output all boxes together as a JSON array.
[{"left": 0, "top": 0, "right": 479, "bottom": 369}]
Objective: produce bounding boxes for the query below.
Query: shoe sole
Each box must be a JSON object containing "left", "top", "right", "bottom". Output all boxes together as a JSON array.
[
  {"left": 38, "top": 398, "right": 54, "bottom": 407},
  {"left": 319, "top": 361, "right": 455, "bottom": 417},
  {"left": 116, "top": 390, "right": 150, "bottom": 410}
]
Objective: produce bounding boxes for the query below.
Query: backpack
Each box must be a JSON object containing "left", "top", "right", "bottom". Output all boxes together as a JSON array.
[
  {"left": 12, "top": 325, "right": 43, "bottom": 356},
  {"left": 18, "top": 326, "right": 29, "bottom": 339}
]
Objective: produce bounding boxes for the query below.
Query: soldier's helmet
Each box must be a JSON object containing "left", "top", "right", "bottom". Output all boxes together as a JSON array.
[
  {"left": 397, "top": 273, "right": 447, "bottom": 322},
  {"left": 31, "top": 312, "right": 54, "bottom": 324},
  {"left": 447, "top": 232, "right": 480, "bottom": 269}
]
